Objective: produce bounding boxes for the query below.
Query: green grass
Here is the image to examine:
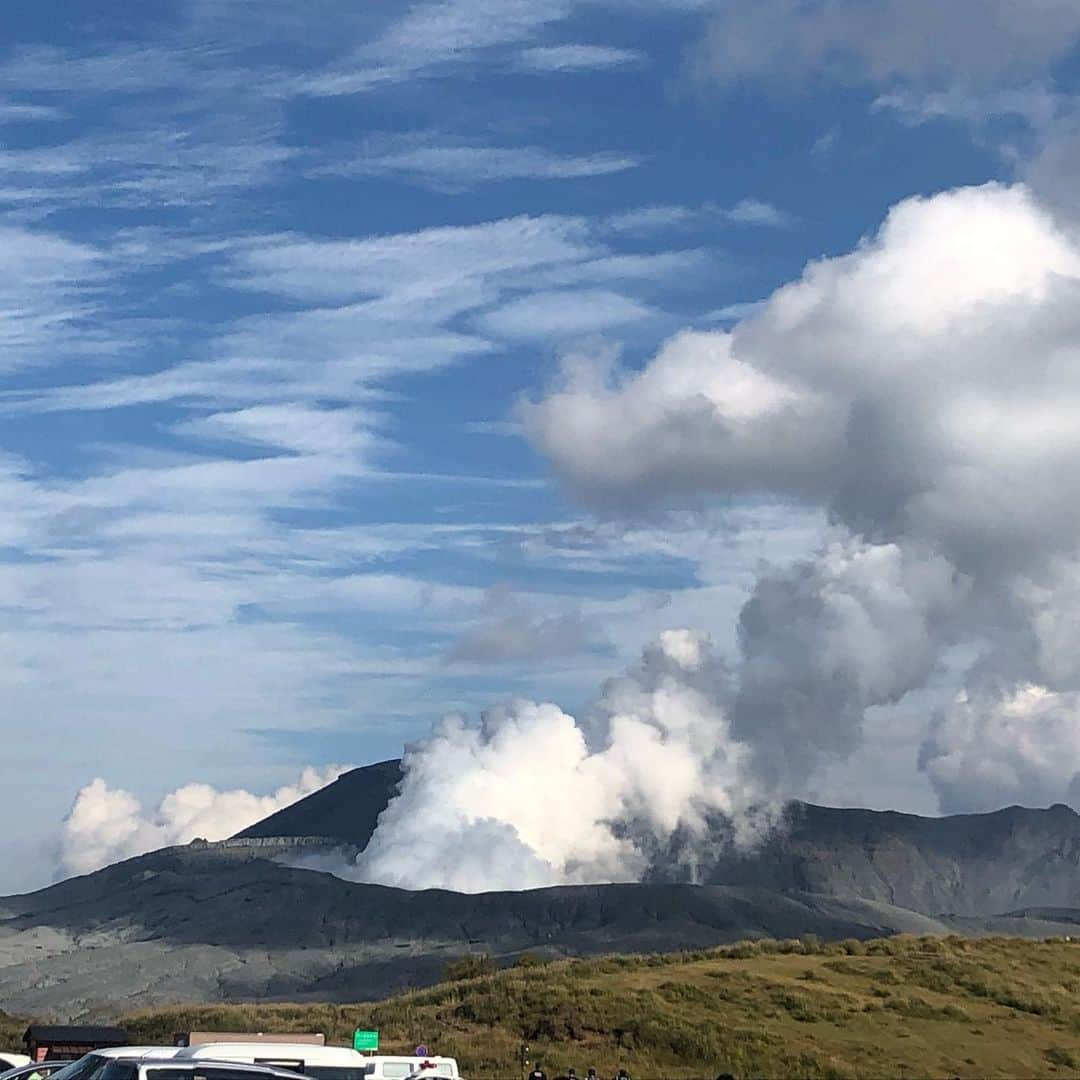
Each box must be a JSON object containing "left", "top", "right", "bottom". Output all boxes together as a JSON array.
[
  {"left": 98, "top": 936, "right": 1080, "bottom": 1078},
  {"left": 0, "top": 1011, "right": 25, "bottom": 1053}
]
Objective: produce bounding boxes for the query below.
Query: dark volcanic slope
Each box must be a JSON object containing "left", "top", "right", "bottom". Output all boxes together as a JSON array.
[
  {"left": 705, "top": 801, "right": 1080, "bottom": 918},
  {"left": 0, "top": 843, "right": 967, "bottom": 1019},
  {"left": 238, "top": 759, "right": 401, "bottom": 846},
  {"left": 235, "top": 761, "right": 1080, "bottom": 919}
]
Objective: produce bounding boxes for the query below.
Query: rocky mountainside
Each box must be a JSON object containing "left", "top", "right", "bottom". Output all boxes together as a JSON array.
[
  {"left": 702, "top": 800, "right": 1080, "bottom": 917},
  {"left": 3, "top": 760, "right": 1080, "bottom": 1019},
  {"left": 238, "top": 759, "right": 1080, "bottom": 918},
  {"left": 1, "top": 840, "right": 1075, "bottom": 1021},
  {"left": 237, "top": 759, "right": 402, "bottom": 847}
]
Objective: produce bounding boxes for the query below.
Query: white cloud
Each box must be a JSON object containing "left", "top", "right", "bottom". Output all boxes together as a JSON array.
[
  {"left": 522, "top": 327, "right": 842, "bottom": 505},
  {"left": 723, "top": 198, "right": 794, "bottom": 228},
  {"left": 604, "top": 205, "right": 699, "bottom": 234},
  {"left": 14, "top": 214, "right": 677, "bottom": 416},
  {"left": 230, "top": 216, "right": 596, "bottom": 304},
  {"left": 517, "top": 44, "right": 645, "bottom": 72},
  {"left": 478, "top": 288, "right": 657, "bottom": 341},
  {"left": 0, "top": 44, "right": 295, "bottom": 214},
  {"left": 176, "top": 404, "right": 383, "bottom": 458},
  {"left": 0, "top": 224, "right": 107, "bottom": 371},
  {"left": 921, "top": 684, "right": 1080, "bottom": 812},
  {"left": 60, "top": 766, "right": 348, "bottom": 877},
  {"left": 333, "top": 138, "right": 640, "bottom": 191},
  {"left": 874, "top": 85, "right": 1064, "bottom": 127},
  {"left": 603, "top": 200, "right": 794, "bottom": 234},
  {"left": 301, "top": 0, "right": 576, "bottom": 95},
  {"left": 0, "top": 99, "right": 65, "bottom": 123}
]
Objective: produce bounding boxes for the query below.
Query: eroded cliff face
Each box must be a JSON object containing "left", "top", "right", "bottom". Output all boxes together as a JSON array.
[{"left": 695, "top": 802, "right": 1080, "bottom": 916}]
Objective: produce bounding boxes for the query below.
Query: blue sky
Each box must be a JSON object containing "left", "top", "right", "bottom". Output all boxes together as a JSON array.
[{"left": 6, "top": 0, "right": 1080, "bottom": 891}]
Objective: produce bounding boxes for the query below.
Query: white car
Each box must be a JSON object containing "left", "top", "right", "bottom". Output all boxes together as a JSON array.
[
  {"left": 175, "top": 1046, "right": 459, "bottom": 1080},
  {"left": 355, "top": 1059, "right": 459, "bottom": 1079},
  {"left": 48, "top": 1051, "right": 306, "bottom": 1080}
]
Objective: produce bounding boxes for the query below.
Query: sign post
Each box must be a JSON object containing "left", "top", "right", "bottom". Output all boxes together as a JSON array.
[{"left": 352, "top": 1030, "right": 379, "bottom": 1052}]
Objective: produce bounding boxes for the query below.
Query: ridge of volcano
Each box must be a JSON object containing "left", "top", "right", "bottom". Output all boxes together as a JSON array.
[{"left": 5, "top": 761, "right": 1080, "bottom": 1019}]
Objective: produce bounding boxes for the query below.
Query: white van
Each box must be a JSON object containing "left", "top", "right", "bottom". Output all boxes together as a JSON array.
[
  {"left": 176, "top": 1046, "right": 364, "bottom": 1080},
  {"left": 176, "top": 1047, "right": 459, "bottom": 1080}
]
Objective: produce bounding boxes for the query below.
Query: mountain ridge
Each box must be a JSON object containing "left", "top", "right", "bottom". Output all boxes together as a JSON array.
[{"left": 4, "top": 761, "right": 1080, "bottom": 1019}]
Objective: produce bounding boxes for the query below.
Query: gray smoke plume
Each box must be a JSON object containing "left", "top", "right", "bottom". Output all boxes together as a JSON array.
[
  {"left": 351, "top": 182, "right": 1080, "bottom": 893},
  {"left": 524, "top": 181, "right": 1080, "bottom": 820}
]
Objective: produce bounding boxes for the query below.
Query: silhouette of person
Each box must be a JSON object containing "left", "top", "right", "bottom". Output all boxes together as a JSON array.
[{"left": 528, "top": 1068, "right": 546, "bottom": 1080}]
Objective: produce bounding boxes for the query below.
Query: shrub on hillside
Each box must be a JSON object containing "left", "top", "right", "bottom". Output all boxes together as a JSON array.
[{"left": 443, "top": 954, "right": 497, "bottom": 982}]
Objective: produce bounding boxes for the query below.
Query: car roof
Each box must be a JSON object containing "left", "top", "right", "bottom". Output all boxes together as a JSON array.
[
  {"left": 177, "top": 1048, "right": 361, "bottom": 1063},
  {"left": 84, "top": 1051, "right": 182, "bottom": 1061},
  {"left": 138, "top": 1060, "right": 305, "bottom": 1077}
]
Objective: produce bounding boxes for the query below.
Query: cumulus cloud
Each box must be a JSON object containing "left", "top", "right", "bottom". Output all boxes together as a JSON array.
[
  {"left": 921, "top": 685, "right": 1080, "bottom": 813},
  {"left": 353, "top": 630, "right": 768, "bottom": 892},
  {"left": 60, "top": 766, "right": 347, "bottom": 877},
  {"left": 518, "top": 182, "right": 1080, "bottom": 815}
]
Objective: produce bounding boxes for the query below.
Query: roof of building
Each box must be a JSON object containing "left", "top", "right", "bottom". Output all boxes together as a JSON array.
[{"left": 24, "top": 1026, "right": 129, "bottom": 1045}]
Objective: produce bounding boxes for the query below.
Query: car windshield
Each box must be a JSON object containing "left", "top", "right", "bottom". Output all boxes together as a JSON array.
[{"left": 49, "top": 1061, "right": 137, "bottom": 1080}]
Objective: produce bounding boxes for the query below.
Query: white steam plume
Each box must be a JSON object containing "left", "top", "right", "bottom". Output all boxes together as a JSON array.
[
  {"left": 60, "top": 766, "right": 348, "bottom": 877},
  {"left": 354, "top": 630, "right": 770, "bottom": 893}
]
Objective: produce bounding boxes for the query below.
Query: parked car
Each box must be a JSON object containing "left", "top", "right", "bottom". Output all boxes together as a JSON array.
[
  {"left": 174, "top": 1046, "right": 367, "bottom": 1080},
  {"left": 354, "top": 1059, "right": 459, "bottom": 1079},
  {"left": 0, "top": 1061, "right": 70, "bottom": 1080},
  {"left": 49, "top": 1054, "right": 305, "bottom": 1080},
  {"left": 175, "top": 1046, "right": 460, "bottom": 1080}
]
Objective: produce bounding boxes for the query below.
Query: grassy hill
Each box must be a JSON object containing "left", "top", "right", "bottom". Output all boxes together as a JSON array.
[{"left": 118, "top": 935, "right": 1080, "bottom": 1079}]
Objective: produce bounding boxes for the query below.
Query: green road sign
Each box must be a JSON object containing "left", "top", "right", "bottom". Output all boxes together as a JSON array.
[{"left": 353, "top": 1030, "right": 379, "bottom": 1051}]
